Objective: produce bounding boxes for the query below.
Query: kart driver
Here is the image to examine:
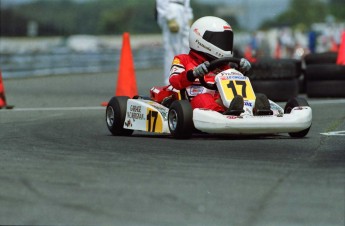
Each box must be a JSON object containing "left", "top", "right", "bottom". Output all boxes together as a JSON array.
[{"left": 168, "top": 16, "right": 252, "bottom": 115}]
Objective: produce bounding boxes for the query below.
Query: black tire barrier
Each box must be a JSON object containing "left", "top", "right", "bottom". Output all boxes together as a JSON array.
[
  {"left": 248, "top": 58, "right": 302, "bottom": 80},
  {"left": 306, "top": 64, "right": 345, "bottom": 80},
  {"left": 305, "top": 64, "right": 345, "bottom": 97},
  {"left": 298, "top": 75, "right": 307, "bottom": 94},
  {"left": 251, "top": 79, "right": 299, "bottom": 102},
  {"left": 247, "top": 58, "right": 301, "bottom": 101},
  {"left": 307, "top": 80, "right": 345, "bottom": 97},
  {"left": 304, "top": 52, "right": 338, "bottom": 65}
]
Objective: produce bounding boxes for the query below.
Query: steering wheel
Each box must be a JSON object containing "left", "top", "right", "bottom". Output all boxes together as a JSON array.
[{"left": 199, "top": 57, "right": 241, "bottom": 90}]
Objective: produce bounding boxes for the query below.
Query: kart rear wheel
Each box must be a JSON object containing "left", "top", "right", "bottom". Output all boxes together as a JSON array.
[
  {"left": 106, "top": 96, "right": 134, "bottom": 136},
  {"left": 168, "top": 100, "right": 194, "bottom": 139},
  {"left": 284, "top": 97, "right": 311, "bottom": 138}
]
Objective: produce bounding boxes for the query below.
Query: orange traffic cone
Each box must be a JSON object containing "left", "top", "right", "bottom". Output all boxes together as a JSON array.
[
  {"left": 336, "top": 31, "right": 345, "bottom": 65},
  {"left": 115, "top": 32, "right": 138, "bottom": 97},
  {"left": 102, "top": 32, "right": 138, "bottom": 106},
  {"left": 0, "top": 71, "right": 13, "bottom": 109}
]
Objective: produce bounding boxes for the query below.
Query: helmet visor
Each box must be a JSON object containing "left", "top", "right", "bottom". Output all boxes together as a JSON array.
[{"left": 203, "top": 30, "right": 233, "bottom": 52}]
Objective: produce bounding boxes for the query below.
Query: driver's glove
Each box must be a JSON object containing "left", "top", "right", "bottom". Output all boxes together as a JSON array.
[
  {"left": 167, "top": 19, "right": 179, "bottom": 33},
  {"left": 193, "top": 61, "right": 210, "bottom": 78},
  {"left": 239, "top": 58, "right": 251, "bottom": 72}
]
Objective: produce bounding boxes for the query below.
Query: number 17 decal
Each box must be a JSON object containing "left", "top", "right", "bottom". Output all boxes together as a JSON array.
[
  {"left": 227, "top": 80, "right": 247, "bottom": 98},
  {"left": 221, "top": 78, "right": 255, "bottom": 101},
  {"left": 146, "top": 109, "right": 163, "bottom": 133}
]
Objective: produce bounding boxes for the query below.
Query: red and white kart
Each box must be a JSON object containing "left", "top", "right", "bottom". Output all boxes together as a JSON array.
[{"left": 105, "top": 57, "right": 312, "bottom": 139}]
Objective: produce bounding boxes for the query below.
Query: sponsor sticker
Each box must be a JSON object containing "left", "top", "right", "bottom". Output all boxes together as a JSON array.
[
  {"left": 194, "top": 28, "right": 201, "bottom": 36},
  {"left": 220, "top": 73, "right": 245, "bottom": 80},
  {"left": 226, "top": 115, "right": 238, "bottom": 119},
  {"left": 224, "top": 25, "right": 232, "bottom": 30},
  {"left": 172, "top": 58, "right": 180, "bottom": 65},
  {"left": 244, "top": 101, "right": 253, "bottom": 107},
  {"left": 127, "top": 105, "right": 145, "bottom": 121},
  {"left": 188, "top": 86, "right": 204, "bottom": 95},
  {"left": 124, "top": 119, "right": 132, "bottom": 127}
]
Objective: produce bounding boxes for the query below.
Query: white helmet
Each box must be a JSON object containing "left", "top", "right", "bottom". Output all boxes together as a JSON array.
[{"left": 189, "top": 16, "right": 234, "bottom": 59}]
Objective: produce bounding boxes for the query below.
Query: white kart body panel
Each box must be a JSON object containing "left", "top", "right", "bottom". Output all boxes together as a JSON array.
[
  {"left": 193, "top": 106, "right": 312, "bottom": 134},
  {"left": 123, "top": 99, "right": 170, "bottom": 133}
]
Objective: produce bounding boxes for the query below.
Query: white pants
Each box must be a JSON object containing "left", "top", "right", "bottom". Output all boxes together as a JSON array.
[{"left": 158, "top": 3, "right": 191, "bottom": 85}]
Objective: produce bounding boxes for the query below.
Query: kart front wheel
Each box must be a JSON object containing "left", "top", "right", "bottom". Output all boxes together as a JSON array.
[
  {"left": 284, "top": 97, "right": 311, "bottom": 138},
  {"left": 106, "top": 96, "right": 134, "bottom": 136},
  {"left": 168, "top": 100, "right": 194, "bottom": 139}
]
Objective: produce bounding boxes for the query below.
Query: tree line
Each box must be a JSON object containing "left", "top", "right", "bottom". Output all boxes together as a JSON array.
[
  {"left": 260, "top": 0, "right": 345, "bottom": 30},
  {"left": 0, "top": 0, "right": 217, "bottom": 36},
  {"left": 1, "top": 0, "right": 344, "bottom": 37}
]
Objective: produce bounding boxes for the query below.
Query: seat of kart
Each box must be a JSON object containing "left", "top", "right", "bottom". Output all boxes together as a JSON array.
[{"left": 150, "top": 85, "right": 188, "bottom": 107}]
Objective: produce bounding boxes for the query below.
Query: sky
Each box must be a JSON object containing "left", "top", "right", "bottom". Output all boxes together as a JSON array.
[{"left": 1, "top": 0, "right": 291, "bottom": 30}]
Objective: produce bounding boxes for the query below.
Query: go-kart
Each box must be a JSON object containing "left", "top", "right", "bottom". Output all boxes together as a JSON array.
[{"left": 105, "top": 57, "right": 312, "bottom": 139}]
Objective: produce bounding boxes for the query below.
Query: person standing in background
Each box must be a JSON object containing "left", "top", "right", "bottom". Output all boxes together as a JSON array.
[
  {"left": 308, "top": 30, "right": 317, "bottom": 54},
  {"left": 156, "top": 0, "right": 193, "bottom": 85}
]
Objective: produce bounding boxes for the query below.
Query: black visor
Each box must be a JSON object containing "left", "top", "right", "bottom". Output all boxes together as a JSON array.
[{"left": 203, "top": 30, "right": 233, "bottom": 52}]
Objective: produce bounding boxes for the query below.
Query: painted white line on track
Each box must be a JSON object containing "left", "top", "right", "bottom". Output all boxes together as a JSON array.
[
  {"left": 308, "top": 99, "right": 345, "bottom": 105},
  {"left": 1, "top": 106, "right": 105, "bottom": 111},
  {"left": 320, "top": 131, "right": 345, "bottom": 136}
]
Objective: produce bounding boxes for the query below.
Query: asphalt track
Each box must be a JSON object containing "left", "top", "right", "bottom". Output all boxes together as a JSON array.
[{"left": 0, "top": 68, "right": 344, "bottom": 226}]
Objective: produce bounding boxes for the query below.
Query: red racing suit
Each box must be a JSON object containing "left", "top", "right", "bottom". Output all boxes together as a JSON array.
[{"left": 169, "top": 50, "right": 230, "bottom": 112}]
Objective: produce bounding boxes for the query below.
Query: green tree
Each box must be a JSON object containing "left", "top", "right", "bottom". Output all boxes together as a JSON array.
[
  {"left": 260, "top": 0, "right": 344, "bottom": 30},
  {"left": 0, "top": 0, "right": 218, "bottom": 36},
  {"left": 98, "top": 0, "right": 158, "bottom": 34},
  {"left": 329, "top": 0, "right": 345, "bottom": 20}
]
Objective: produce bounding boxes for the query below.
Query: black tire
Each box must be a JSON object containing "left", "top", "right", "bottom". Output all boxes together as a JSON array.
[
  {"left": 168, "top": 100, "right": 194, "bottom": 139},
  {"left": 284, "top": 97, "right": 311, "bottom": 138},
  {"left": 304, "top": 52, "right": 338, "bottom": 65},
  {"left": 106, "top": 96, "right": 134, "bottom": 136}
]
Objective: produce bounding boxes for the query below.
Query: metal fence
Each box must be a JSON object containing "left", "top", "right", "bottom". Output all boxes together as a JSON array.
[{"left": 0, "top": 46, "right": 164, "bottom": 78}]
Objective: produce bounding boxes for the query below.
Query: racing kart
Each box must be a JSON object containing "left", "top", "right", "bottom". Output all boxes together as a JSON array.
[{"left": 105, "top": 57, "right": 312, "bottom": 139}]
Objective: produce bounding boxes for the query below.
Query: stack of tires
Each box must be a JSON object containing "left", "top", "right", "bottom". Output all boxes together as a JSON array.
[
  {"left": 248, "top": 58, "right": 302, "bottom": 102},
  {"left": 304, "top": 52, "right": 345, "bottom": 97}
]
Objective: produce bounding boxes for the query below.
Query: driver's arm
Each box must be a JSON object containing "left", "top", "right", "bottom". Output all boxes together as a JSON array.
[{"left": 169, "top": 56, "right": 194, "bottom": 90}]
